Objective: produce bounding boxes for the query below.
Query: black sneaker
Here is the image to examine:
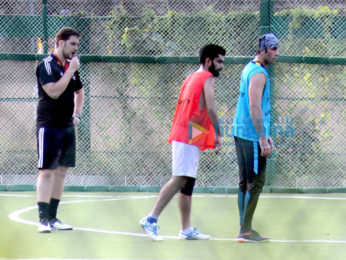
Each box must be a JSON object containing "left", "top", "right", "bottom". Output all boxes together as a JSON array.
[
  {"left": 50, "top": 218, "right": 73, "bottom": 230},
  {"left": 237, "top": 230, "right": 269, "bottom": 243},
  {"left": 38, "top": 218, "right": 51, "bottom": 233}
]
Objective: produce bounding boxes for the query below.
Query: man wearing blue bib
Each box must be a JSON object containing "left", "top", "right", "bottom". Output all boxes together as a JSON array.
[{"left": 232, "top": 33, "right": 279, "bottom": 242}]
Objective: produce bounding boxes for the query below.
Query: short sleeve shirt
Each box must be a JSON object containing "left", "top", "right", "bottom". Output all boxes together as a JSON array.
[{"left": 36, "top": 54, "right": 83, "bottom": 128}]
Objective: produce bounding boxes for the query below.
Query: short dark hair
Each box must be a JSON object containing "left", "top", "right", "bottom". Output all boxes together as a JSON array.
[
  {"left": 199, "top": 44, "right": 226, "bottom": 64},
  {"left": 56, "top": 27, "right": 80, "bottom": 43}
]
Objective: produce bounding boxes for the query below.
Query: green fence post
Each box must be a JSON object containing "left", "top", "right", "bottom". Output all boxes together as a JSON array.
[
  {"left": 42, "top": 0, "right": 48, "bottom": 54},
  {"left": 260, "top": 0, "right": 273, "bottom": 34},
  {"left": 78, "top": 17, "right": 91, "bottom": 157},
  {"left": 260, "top": 0, "right": 276, "bottom": 187}
]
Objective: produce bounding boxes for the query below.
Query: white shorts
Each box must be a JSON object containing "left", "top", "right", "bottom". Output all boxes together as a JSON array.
[{"left": 172, "top": 141, "right": 200, "bottom": 178}]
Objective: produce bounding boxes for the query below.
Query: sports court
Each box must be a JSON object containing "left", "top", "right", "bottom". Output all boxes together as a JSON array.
[
  {"left": 1, "top": 192, "right": 346, "bottom": 259},
  {"left": 0, "top": 0, "right": 345, "bottom": 259}
]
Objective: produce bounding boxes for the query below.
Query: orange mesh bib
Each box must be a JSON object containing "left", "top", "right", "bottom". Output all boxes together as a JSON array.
[{"left": 168, "top": 70, "right": 215, "bottom": 151}]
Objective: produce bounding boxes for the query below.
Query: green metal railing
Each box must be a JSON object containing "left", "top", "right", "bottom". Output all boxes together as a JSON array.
[{"left": 0, "top": 0, "right": 344, "bottom": 192}]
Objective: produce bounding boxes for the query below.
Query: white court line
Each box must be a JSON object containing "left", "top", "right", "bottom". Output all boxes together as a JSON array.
[
  {"left": 0, "top": 259, "right": 163, "bottom": 260},
  {"left": 0, "top": 194, "right": 33, "bottom": 197},
  {"left": 0, "top": 259, "right": 161, "bottom": 260},
  {"left": 7, "top": 195, "right": 346, "bottom": 244},
  {"left": 197, "top": 194, "right": 346, "bottom": 201},
  {"left": 1, "top": 193, "right": 346, "bottom": 200}
]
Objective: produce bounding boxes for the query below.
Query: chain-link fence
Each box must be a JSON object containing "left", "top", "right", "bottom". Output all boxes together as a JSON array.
[{"left": 0, "top": 0, "right": 345, "bottom": 189}]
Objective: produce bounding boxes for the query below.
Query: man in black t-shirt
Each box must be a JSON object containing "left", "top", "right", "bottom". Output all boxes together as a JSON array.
[{"left": 35, "top": 27, "right": 84, "bottom": 233}]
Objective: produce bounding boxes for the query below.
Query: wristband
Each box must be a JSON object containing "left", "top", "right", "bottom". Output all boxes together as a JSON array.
[{"left": 213, "top": 122, "right": 221, "bottom": 137}]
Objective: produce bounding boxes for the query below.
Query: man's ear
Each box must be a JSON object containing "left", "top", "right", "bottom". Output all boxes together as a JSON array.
[
  {"left": 205, "top": 57, "right": 212, "bottom": 69},
  {"left": 56, "top": 39, "right": 64, "bottom": 48}
]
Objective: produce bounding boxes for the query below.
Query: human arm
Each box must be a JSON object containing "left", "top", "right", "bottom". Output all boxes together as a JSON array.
[
  {"left": 42, "top": 56, "right": 80, "bottom": 100},
  {"left": 248, "top": 73, "right": 272, "bottom": 157},
  {"left": 203, "top": 77, "right": 221, "bottom": 152}
]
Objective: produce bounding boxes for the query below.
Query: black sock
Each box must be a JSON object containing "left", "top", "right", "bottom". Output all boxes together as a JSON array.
[
  {"left": 48, "top": 198, "right": 60, "bottom": 219},
  {"left": 37, "top": 202, "right": 50, "bottom": 220}
]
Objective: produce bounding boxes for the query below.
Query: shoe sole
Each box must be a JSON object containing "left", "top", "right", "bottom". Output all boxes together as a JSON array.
[
  {"left": 51, "top": 227, "right": 73, "bottom": 231},
  {"left": 149, "top": 236, "right": 163, "bottom": 242},
  {"left": 237, "top": 238, "right": 270, "bottom": 243},
  {"left": 179, "top": 236, "right": 210, "bottom": 240}
]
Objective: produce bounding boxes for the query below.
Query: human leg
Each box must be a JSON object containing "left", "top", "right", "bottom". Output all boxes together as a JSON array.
[
  {"left": 36, "top": 126, "right": 75, "bottom": 232},
  {"left": 235, "top": 139, "right": 268, "bottom": 242},
  {"left": 48, "top": 166, "right": 72, "bottom": 230},
  {"left": 140, "top": 176, "right": 186, "bottom": 241},
  {"left": 48, "top": 127, "right": 76, "bottom": 230},
  {"left": 243, "top": 152, "right": 266, "bottom": 232},
  {"left": 37, "top": 169, "right": 56, "bottom": 203},
  {"left": 234, "top": 137, "right": 248, "bottom": 230},
  {"left": 150, "top": 176, "right": 186, "bottom": 218},
  {"left": 48, "top": 166, "right": 67, "bottom": 217},
  {"left": 151, "top": 141, "right": 199, "bottom": 218},
  {"left": 51, "top": 166, "right": 68, "bottom": 201},
  {"left": 171, "top": 141, "right": 209, "bottom": 239},
  {"left": 36, "top": 169, "right": 56, "bottom": 233},
  {"left": 36, "top": 127, "right": 61, "bottom": 218},
  {"left": 141, "top": 141, "right": 201, "bottom": 241},
  {"left": 178, "top": 192, "right": 192, "bottom": 230},
  {"left": 49, "top": 166, "right": 68, "bottom": 218},
  {"left": 178, "top": 188, "right": 210, "bottom": 240}
]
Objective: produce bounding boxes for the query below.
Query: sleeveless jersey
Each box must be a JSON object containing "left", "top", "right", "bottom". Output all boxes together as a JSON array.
[
  {"left": 232, "top": 61, "right": 271, "bottom": 141},
  {"left": 168, "top": 70, "right": 215, "bottom": 151}
]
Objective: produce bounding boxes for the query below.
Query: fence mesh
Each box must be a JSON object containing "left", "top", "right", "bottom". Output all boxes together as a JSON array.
[{"left": 0, "top": 0, "right": 345, "bottom": 188}]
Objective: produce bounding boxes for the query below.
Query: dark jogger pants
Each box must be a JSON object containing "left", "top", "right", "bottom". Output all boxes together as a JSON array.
[{"left": 234, "top": 136, "right": 267, "bottom": 232}]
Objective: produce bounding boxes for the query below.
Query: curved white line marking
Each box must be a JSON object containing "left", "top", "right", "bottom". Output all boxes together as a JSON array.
[
  {"left": 8, "top": 197, "right": 179, "bottom": 240},
  {"left": 8, "top": 195, "right": 346, "bottom": 244}
]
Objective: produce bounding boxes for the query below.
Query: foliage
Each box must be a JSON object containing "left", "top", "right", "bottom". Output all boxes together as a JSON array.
[
  {"left": 101, "top": 5, "right": 345, "bottom": 185},
  {"left": 271, "top": 62, "right": 344, "bottom": 186},
  {"left": 274, "top": 5, "right": 343, "bottom": 56},
  {"left": 105, "top": 5, "right": 344, "bottom": 57}
]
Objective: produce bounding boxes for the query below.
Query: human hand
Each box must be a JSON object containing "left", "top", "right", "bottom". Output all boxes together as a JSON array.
[
  {"left": 69, "top": 56, "right": 80, "bottom": 73},
  {"left": 73, "top": 114, "right": 81, "bottom": 126},
  {"left": 259, "top": 137, "right": 272, "bottom": 157},
  {"left": 215, "top": 136, "right": 222, "bottom": 154},
  {"left": 268, "top": 137, "right": 275, "bottom": 152}
]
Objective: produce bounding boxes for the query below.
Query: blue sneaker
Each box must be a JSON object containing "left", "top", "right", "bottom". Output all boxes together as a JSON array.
[
  {"left": 179, "top": 228, "right": 210, "bottom": 240},
  {"left": 140, "top": 217, "right": 163, "bottom": 241}
]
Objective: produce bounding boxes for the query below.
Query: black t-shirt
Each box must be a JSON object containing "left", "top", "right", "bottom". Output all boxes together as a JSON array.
[{"left": 36, "top": 54, "right": 83, "bottom": 128}]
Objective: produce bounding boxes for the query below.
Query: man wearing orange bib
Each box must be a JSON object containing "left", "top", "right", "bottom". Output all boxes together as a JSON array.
[{"left": 140, "top": 44, "right": 226, "bottom": 241}]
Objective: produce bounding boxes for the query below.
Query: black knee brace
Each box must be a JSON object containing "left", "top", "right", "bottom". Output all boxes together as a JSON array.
[{"left": 180, "top": 177, "right": 196, "bottom": 196}]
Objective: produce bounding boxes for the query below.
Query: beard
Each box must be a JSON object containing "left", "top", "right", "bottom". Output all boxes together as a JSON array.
[
  {"left": 209, "top": 62, "right": 222, "bottom": 77},
  {"left": 63, "top": 50, "right": 73, "bottom": 59},
  {"left": 62, "top": 43, "right": 74, "bottom": 59}
]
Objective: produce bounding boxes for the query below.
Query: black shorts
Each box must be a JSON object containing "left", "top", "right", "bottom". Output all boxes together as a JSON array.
[
  {"left": 234, "top": 137, "right": 266, "bottom": 193},
  {"left": 37, "top": 126, "right": 76, "bottom": 170}
]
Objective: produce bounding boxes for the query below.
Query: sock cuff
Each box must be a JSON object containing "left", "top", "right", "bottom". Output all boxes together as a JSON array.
[
  {"left": 37, "top": 202, "right": 49, "bottom": 207},
  {"left": 147, "top": 215, "right": 158, "bottom": 224},
  {"left": 182, "top": 226, "right": 194, "bottom": 233}
]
